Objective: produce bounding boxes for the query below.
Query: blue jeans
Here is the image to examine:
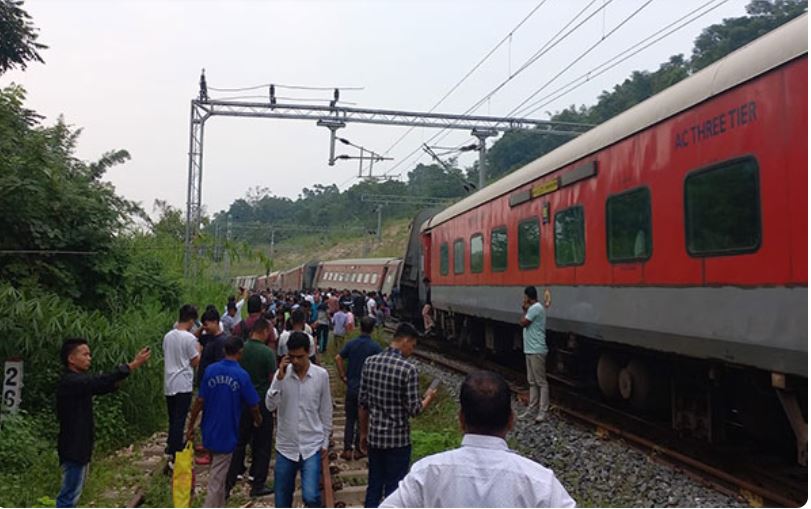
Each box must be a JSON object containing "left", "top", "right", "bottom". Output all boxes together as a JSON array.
[
  {"left": 56, "top": 461, "right": 88, "bottom": 508},
  {"left": 315, "top": 324, "right": 329, "bottom": 353},
  {"left": 364, "top": 446, "right": 411, "bottom": 507},
  {"left": 274, "top": 451, "right": 321, "bottom": 508}
]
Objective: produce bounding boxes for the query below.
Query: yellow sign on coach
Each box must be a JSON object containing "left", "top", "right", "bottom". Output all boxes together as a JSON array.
[{"left": 531, "top": 178, "right": 559, "bottom": 198}]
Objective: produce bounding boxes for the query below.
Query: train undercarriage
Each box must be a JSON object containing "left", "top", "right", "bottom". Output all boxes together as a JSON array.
[{"left": 431, "top": 308, "right": 808, "bottom": 467}]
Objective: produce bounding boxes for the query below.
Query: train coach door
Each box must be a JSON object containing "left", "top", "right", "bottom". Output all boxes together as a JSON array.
[{"left": 420, "top": 233, "right": 432, "bottom": 303}]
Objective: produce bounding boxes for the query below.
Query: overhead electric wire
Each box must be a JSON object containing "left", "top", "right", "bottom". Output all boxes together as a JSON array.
[
  {"left": 210, "top": 94, "right": 358, "bottom": 105},
  {"left": 516, "top": 0, "right": 729, "bottom": 118},
  {"left": 0, "top": 250, "right": 100, "bottom": 255},
  {"left": 209, "top": 83, "right": 364, "bottom": 92},
  {"left": 380, "top": 0, "right": 550, "bottom": 157},
  {"left": 377, "top": 0, "right": 612, "bottom": 181},
  {"left": 505, "top": 0, "right": 656, "bottom": 118}
]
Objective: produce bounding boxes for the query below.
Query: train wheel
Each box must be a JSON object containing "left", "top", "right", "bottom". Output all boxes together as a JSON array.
[
  {"left": 597, "top": 354, "right": 621, "bottom": 400},
  {"left": 619, "top": 359, "right": 654, "bottom": 411}
]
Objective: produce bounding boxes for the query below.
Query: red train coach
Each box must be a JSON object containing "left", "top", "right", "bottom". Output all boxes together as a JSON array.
[
  {"left": 421, "top": 16, "right": 807, "bottom": 460},
  {"left": 315, "top": 258, "right": 403, "bottom": 295},
  {"left": 279, "top": 261, "right": 319, "bottom": 292}
]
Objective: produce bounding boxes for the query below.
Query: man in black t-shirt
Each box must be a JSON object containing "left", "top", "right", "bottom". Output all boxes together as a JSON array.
[
  {"left": 56, "top": 339, "right": 150, "bottom": 508},
  {"left": 198, "top": 308, "right": 228, "bottom": 383}
]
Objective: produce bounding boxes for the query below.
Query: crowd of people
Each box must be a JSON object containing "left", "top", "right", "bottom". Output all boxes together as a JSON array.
[{"left": 55, "top": 284, "right": 572, "bottom": 508}]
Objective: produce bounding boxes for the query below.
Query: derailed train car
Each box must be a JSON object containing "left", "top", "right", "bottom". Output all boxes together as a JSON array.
[
  {"left": 417, "top": 16, "right": 807, "bottom": 462},
  {"left": 314, "top": 258, "right": 403, "bottom": 295}
]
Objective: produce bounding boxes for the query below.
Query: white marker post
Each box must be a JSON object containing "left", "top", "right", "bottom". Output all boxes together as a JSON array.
[{"left": 2, "top": 359, "right": 23, "bottom": 421}]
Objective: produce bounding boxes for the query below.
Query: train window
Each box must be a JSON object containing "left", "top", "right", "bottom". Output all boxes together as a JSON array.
[
  {"left": 454, "top": 239, "right": 465, "bottom": 274},
  {"left": 371, "top": 273, "right": 379, "bottom": 284},
  {"left": 364, "top": 273, "right": 371, "bottom": 284},
  {"left": 470, "top": 234, "right": 484, "bottom": 273},
  {"left": 685, "top": 158, "right": 761, "bottom": 256},
  {"left": 490, "top": 227, "right": 508, "bottom": 272},
  {"left": 606, "top": 187, "right": 652, "bottom": 262},
  {"left": 518, "top": 218, "right": 541, "bottom": 270},
  {"left": 440, "top": 243, "right": 449, "bottom": 276},
  {"left": 555, "top": 205, "right": 585, "bottom": 266}
]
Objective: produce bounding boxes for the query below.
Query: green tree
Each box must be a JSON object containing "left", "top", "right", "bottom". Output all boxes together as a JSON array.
[
  {"left": 691, "top": 0, "right": 807, "bottom": 72},
  {"left": 151, "top": 199, "right": 185, "bottom": 240},
  {"left": 484, "top": 129, "right": 571, "bottom": 183},
  {"left": 0, "top": 85, "right": 150, "bottom": 307},
  {"left": 0, "top": 0, "right": 46, "bottom": 75}
]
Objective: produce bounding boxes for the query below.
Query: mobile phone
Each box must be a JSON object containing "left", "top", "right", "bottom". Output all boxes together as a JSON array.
[{"left": 427, "top": 378, "right": 440, "bottom": 392}]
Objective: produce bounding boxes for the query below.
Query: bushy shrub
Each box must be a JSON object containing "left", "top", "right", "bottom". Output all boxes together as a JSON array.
[{"left": 0, "top": 412, "right": 42, "bottom": 470}]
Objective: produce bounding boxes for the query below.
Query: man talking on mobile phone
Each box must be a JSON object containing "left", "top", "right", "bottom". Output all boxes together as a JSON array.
[{"left": 266, "top": 332, "right": 332, "bottom": 508}]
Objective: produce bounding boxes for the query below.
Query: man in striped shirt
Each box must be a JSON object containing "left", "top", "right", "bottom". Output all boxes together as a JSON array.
[{"left": 358, "top": 322, "right": 437, "bottom": 507}]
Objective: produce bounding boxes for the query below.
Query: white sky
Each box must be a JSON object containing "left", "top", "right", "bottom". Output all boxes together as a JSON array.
[{"left": 2, "top": 0, "right": 750, "bottom": 218}]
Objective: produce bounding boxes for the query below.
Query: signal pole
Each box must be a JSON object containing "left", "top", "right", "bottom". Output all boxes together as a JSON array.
[
  {"left": 472, "top": 128, "right": 498, "bottom": 189},
  {"left": 223, "top": 213, "right": 232, "bottom": 280},
  {"left": 376, "top": 205, "right": 383, "bottom": 242}
]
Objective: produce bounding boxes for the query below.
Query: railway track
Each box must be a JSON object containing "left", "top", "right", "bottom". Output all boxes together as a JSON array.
[{"left": 411, "top": 346, "right": 807, "bottom": 508}]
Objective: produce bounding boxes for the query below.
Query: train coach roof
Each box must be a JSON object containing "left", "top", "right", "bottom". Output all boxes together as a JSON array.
[
  {"left": 423, "top": 13, "right": 808, "bottom": 232},
  {"left": 319, "top": 257, "right": 399, "bottom": 266}
]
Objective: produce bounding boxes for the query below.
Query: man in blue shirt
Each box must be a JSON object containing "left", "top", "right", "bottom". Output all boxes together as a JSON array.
[
  {"left": 187, "top": 337, "right": 261, "bottom": 508},
  {"left": 518, "top": 286, "right": 549, "bottom": 423},
  {"left": 332, "top": 304, "right": 350, "bottom": 350},
  {"left": 335, "top": 316, "right": 383, "bottom": 460}
]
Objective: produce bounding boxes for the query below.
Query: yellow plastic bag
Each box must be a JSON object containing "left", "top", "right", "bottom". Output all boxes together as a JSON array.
[{"left": 172, "top": 441, "right": 194, "bottom": 507}]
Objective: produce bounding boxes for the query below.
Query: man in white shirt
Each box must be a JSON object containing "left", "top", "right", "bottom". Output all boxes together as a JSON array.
[
  {"left": 265, "top": 332, "right": 332, "bottom": 508},
  {"left": 380, "top": 371, "right": 576, "bottom": 508},
  {"left": 221, "top": 296, "right": 244, "bottom": 335},
  {"left": 162, "top": 304, "right": 201, "bottom": 467},
  {"left": 366, "top": 292, "right": 378, "bottom": 318},
  {"left": 277, "top": 308, "right": 317, "bottom": 362}
]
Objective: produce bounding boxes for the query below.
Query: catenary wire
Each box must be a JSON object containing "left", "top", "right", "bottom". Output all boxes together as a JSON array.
[
  {"left": 505, "top": 0, "right": 656, "bottom": 118},
  {"left": 380, "top": 0, "right": 550, "bottom": 157},
  {"left": 209, "top": 83, "right": 364, "bottom": 92},
  {"left": 209, "top": 95, "right": 358, "bottom": 105},
  {"left": 376, "top": 0, "right": 612, "bottom": 181},
  {"left": 516, "top": 0, "right": 729, "bottom": 118}
]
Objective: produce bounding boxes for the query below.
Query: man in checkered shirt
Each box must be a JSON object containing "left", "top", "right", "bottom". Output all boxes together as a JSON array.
[{"left": 358, "top": 322, "right": 438, "bottom": 507}]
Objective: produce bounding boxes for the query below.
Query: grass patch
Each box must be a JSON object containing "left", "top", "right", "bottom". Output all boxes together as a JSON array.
[{"left": 411, "top": 373, "right": 462, "bottom": 463}]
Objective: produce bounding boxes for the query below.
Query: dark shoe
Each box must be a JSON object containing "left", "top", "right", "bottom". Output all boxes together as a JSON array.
[
  {"left": 340, "top": 450, "right": 353, "bottom": 461},
  {"left": 352, "top": 450, "right": 367, "bottom": 460},
  {"left": 250, "top": 486, "right": 274, "bottom": 498}
]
